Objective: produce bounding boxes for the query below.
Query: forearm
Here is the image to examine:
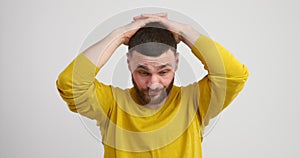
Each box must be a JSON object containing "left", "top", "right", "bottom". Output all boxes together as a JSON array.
[
  {"left": 56, "top": 54, "right": 112, "bottom": 120},
  {"left": 57, "top": 28, "right": 124, "bottom": 105},
  {"left": 180, "top": 25, "right": 202, "bottom": 49},
  {"left": 192, "top": 36, "right": 249, "bottom": 127},
  {"left": 57, "top": 16, "right": 161, "bottom": 108},
  {"left": 56, "top": 54, "right": 100, "bottom": 106},
  {"left": 191, "top": 35, "right": 248, "bottom": 78},
  {"left": 180, "top": 26, "right": 227, "bottom": 76},
  {"left": 179, "top": 24, "right": 247, "bottom": 78},
  {"left": 83, "top": 29, "right": 124, "bottom": 68}
]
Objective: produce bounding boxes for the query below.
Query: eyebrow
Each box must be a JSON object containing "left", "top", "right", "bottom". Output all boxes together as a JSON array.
[
  {"left": 136, "top": 65, "right": 149, "bottom": 70},
  {"left": 136, "top": 64, "right": 172, "bottom": 70},
  {"left": 158, "top": 64, "right": 172, "bottom": 69}
]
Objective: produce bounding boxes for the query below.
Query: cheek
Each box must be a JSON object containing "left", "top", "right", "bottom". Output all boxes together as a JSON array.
[
  {"left": 161, "top": 73, "right": 175, "bottom": 86},
  {"left": 132, "top": 73, "right": 147, "bottom": 87},
  {"left": 132, "top": 71, "right": 175, "bottom": 88}
]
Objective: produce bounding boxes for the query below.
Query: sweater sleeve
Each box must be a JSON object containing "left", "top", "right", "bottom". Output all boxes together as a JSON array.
[
  {"left": 191, "top": 35, "right": 249, "bottom": 127},
  {"left": 56, "top": 53, "right": 114, "bottom": 124}
]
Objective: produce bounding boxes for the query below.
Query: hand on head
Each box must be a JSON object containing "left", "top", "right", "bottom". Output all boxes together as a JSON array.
[
  {"left": 133, "top": 13, "right": 184, "bottom": 44},
  {"left": 119, "top": 13, "right": 186, "bottom": 45}
]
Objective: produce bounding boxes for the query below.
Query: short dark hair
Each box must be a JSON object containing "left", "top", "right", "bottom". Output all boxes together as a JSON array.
[{"left": 128, "top": 22, "right": 177, "bottom": 57}]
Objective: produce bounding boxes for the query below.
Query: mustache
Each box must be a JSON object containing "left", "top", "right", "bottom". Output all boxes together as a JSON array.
[
  {"left": 143, "top": 88, "right": 164, "bottom": 93},
  {"left": 131, "top": 74, "right": 174, "bottom": 105}
]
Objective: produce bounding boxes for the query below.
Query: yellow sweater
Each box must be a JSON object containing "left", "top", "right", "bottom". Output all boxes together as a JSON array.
[{"left": 56, "top": 35, "right": 249, "bottom": 157}]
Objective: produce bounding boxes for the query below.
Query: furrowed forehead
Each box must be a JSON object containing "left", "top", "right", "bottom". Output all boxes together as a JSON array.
[
  {"left": 136, "top": 63, "right": 173, "bottom": 70},
  {"left": 129, "top": 50, "right": 176, "bottom": 70}
]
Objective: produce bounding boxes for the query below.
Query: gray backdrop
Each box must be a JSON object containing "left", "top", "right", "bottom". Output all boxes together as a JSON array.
[{"left": 1, "top": 0, "right": 299, "bottom": 157}]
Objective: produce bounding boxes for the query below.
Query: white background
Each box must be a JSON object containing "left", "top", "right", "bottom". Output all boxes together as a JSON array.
[{"left": 1, "top": 0, "right": 300, "bottom": 157}]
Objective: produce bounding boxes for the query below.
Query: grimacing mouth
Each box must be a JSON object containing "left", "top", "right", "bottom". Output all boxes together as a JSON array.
[{"left": 131, "top": 75, "right": 174, "bottom": 105}]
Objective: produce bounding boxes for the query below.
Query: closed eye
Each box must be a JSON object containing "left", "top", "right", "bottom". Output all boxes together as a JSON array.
[
  {"left": 138, "top": 70, "right": 150, "bottom": 76},
  {"left": 159, "top": 69, "right": 171, "bottom": 76}
]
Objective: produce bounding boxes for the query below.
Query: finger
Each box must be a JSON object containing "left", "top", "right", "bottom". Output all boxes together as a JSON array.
[
  {"left": 130, "top": 16, "right": 161, "bottom": 31},
  {"left": 173, "top": 34, "right": 181, "bottom": 44},
  {"left": 141, "top": 12, "right": 168, "bottom": 17},
  {"left": 133, "top": 13, "right": 168, "bottom": 21},
  {"left": 139, "top": 16, "right": 161, "bottom": 26},
  {"left": 133, "top": 12, "right": 167, "bottom": 19},
  {"left": 133, "top": 16, "right": 158, "bottom": 21},
  {"left": 133, "top": 16, "right": 143, "bottom": 21}
]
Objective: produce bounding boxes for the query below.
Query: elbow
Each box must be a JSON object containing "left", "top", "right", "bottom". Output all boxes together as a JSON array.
[
  {"left": 56, "top": 69, "right": 74, "bottom": 101},
  {"left": 227, "top": 64, "right": 249, "bottom": 82},
  {"left": 56, "top": 68, "right": 73, "bottom": 90},
  {"left": 241, "top": 64, "right": 250, "bottom": 82}
]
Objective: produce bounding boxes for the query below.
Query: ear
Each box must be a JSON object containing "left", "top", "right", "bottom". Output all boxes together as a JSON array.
[
  {"left": 126, "top": 52, "right": 132, "bottom": 72},
  {"left": 174, "top": 52, "right": 179, "bottom": 71}
]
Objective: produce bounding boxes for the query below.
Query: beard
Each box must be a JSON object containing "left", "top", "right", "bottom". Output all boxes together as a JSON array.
[{"left": 132, "top": 76, "right": 174, "bottom": 105}]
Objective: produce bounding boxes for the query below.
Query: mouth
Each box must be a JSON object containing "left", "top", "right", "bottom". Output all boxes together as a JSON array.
[{"left": 148, "top": 90, "right": 162, "bottom": 97}]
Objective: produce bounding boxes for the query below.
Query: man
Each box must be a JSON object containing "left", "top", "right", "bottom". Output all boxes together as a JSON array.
[{"left": 56, "top": 13, "right": 249, "bottom": 157}]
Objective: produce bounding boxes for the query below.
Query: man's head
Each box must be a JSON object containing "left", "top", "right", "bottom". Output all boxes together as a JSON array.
[
  {"left": 128, "top": 22, "right": 177, "bottom": 57},
  {"left": 127, "top": 22, "right": 179, "bottom": 106}
]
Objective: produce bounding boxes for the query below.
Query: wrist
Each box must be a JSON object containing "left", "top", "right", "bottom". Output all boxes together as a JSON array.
[
  {"left": 110, "top": 28, "right": 126, "bottom": 46},
  {"left": 181, "top": 25, "right": 201, "bottom": 48}
]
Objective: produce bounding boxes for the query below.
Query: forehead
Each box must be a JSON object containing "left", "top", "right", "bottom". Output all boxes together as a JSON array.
[{"left": 129, "top": 49, "right": 176, "bottom": 69}]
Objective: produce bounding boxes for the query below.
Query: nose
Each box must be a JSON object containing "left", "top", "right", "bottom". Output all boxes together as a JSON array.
[{"left": 148, "top": 74, "right": 161, "bottom": 89}]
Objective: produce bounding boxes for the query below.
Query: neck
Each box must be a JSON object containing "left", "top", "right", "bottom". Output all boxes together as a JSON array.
[
  {"left": 129, "top": 88, "right": 169, "bottom": 110},
  {"left": 143, "top": 98, "right": 167, "bottom": 110}
]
